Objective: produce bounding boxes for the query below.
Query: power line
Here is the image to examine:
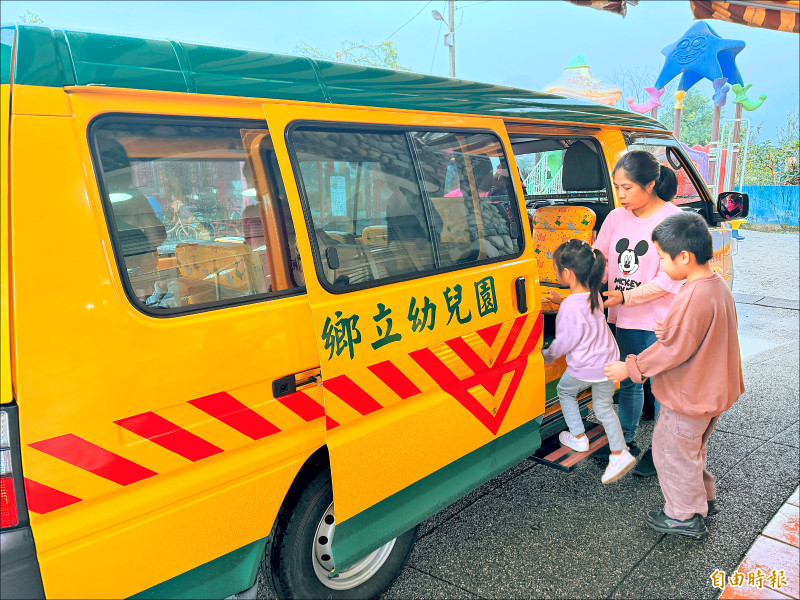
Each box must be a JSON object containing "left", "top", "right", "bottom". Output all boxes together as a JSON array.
[{"left": 386, "top": 0, "right": 433, "bottom": 40}]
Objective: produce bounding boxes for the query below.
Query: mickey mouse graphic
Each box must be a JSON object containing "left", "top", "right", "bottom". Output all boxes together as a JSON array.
[{"left": 616, "top": 238, "right": 649, "bottom": 276}]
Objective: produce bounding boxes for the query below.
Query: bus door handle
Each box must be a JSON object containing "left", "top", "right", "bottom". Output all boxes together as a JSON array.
[
  {"left": 273, "top": 368, "right": 321, "bottom": 398},
  {"left": 515, "top": 277, "right": 527, "bottom": 314}
]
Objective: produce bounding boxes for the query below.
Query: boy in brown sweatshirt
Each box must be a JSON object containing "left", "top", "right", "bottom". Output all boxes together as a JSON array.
[{"left": 605, "top": 212, "right": 744, "bottom": 540}]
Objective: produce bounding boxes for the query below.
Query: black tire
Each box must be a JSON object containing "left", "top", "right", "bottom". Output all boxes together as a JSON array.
[{"left": 270, "top": 469, "right": 417, "bottom": 599}]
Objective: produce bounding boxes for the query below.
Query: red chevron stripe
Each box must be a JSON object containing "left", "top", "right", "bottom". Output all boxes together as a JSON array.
[
  {"left": 324, "top": 376, "right": 382, "bottom": 415},
  {"left": 520, "top": 312, "right": 544, "bottom": 357},
  {"left": 494, "top": 314, "right": 527, "bottom": 366},
  {"left": 446, "top": 337, "right": 488, "bottom": 376},
  {"left": 476, "top": 322, "right": 502, "bottom": 347},
  {"left": 29, "top": 434, "right": 157, "bottom": 486},
  {"left": 24, "top": 478, "right": 82, "bottom": 514},
  {"left": 189, "top": 392, "right": 281, "bottom": 440},
  {"left": 410, "top": 312, "right": 544, "bottom": 435},
  {"left": 368, "top": 361, "right": 421, "bottom": 399},
  {"left": 115, "top": 412, "right": 223, "bottom": 462}
]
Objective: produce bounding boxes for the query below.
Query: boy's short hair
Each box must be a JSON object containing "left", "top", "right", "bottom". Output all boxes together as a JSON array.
[{"left": 651, "top": 212, "right": 713, "bottom": 264}]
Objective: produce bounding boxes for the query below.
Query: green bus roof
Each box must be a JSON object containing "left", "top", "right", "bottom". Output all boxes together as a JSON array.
[{"left": 1, "top": 24, "right": 666, "bottom": 130}]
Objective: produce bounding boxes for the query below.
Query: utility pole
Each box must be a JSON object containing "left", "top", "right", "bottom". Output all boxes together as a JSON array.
[
  {"left": 432, "top": 1, "right": 456, "bottom": 78},
  {"left": 447, "top": 0, "right": 455, "bottom": 78}
]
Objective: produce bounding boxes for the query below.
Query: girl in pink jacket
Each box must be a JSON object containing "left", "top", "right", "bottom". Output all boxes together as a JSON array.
[{"left": 542, "top": 240, "right": 636, "bottom": 484}]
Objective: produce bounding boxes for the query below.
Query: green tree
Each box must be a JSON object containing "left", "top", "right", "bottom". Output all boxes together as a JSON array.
[
  {"left": 741, "top": 109, "right": 799, "bottom": 186},
  {"left": 18, "top": 10, "right": 44, "bottom": 23},
  {"left": 659, "top": 88, "right": 714, "bottom": 147},
  {"left": 296, "top": 40, "right": 407, "bottom": 70}
]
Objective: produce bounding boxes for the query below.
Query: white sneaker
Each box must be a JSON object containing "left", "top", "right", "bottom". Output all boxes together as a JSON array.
[
  {"left": 559, "top": 431, "right": 590, "bottom": 452},
  {"left": 602, "top": 449, "right": 637, "bottom": 484}
]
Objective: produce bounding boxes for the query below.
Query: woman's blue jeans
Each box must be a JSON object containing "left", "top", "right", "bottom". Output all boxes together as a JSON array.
[{"left": 616, "top": 327, "right": 659, "bottom": 443}]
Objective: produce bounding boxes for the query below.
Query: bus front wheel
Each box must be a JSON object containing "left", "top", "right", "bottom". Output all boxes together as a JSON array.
[{"left": 269, "top": 469, "right": 417, "bottom": 599}]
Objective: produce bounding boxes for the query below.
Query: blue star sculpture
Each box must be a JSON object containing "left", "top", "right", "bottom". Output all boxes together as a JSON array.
[{"left": 654, "top": 22, "right": 745, "bottom": 92}]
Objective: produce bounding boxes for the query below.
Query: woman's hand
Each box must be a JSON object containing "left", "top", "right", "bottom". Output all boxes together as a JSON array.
[
  {"left": 604, "top": 361, "right": 628, "bottom": 383},
  {"left": 547, "top": 290, "right": 564, "bottom": 305},
  {"left": 602, "top": 290, "right": 623, "bottom": 308},
  {"left": 654, "top": 319, "right": 664, "bottom": 340}
]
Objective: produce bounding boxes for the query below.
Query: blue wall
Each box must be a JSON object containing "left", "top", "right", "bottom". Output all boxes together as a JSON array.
[{"left": 734, "top": 185, "right": 800, "bottom": 226}]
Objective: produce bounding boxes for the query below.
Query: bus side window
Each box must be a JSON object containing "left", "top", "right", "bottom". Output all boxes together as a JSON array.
[
  {"left": 288, "top": 127, "right": 523, "bottom": 293},
  {"left": 92, "top": 117, "right": 303, "bottom": 314}
]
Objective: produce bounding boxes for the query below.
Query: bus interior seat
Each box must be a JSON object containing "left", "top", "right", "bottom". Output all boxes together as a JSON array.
[
  {"left": 175, "top": 242, "right": 261, "bottom": 302},
  {"left": 531, "top": 205, "right": 596, "bottom": 312},
  {"left": 560, "top": 140, "right": 612, "bottom": 231}
]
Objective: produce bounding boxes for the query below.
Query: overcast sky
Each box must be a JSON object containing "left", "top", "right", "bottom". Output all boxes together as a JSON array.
[{"left": 3, "top": 0, "right": 798, "bottom": 141}]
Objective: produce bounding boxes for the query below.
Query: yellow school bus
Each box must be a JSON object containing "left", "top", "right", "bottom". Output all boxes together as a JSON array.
[{"left": 0, "top": 24, "right": 747, "bottom": 599}]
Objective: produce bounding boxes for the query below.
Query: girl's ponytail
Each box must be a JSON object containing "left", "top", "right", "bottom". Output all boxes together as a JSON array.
[
  {"left": 553, "top": 239, "right": 606, "bottom": 313},
  {"left": 587, "top": 247, "right": 606, "bottom": 313}
]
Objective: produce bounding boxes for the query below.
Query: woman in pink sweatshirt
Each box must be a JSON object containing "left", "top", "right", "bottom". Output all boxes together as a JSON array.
[{"left": 593, "top": 151, "right": 683, "bottom": 476}]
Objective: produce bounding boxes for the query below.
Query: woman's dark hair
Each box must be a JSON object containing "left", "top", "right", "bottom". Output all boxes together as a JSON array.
[
  {"left": 652, "top": 212, "right": 713, "bottom": 264},
  {"left": 613, "top": 150, "right": 678, "bottom": 202},
  {"left": 552, "top": 239, "right": 606, "bottom": 312}
]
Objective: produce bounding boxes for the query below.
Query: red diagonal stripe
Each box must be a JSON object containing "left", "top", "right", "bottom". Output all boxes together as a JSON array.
[
  {"left": 476, "top": 322, "right": 502, "bottom": 347},
  {"left": 495, "top": 315, "right": 527, "bottom": 366},
  {"left": 189, "top": 392, "right": 280, "bottom": 440},
  {"left": 519, "top": 312, "right": 544, "bottom": 358},
  {"left": 115, "top": 412, "right": 223, "bottom": 462},
  {"left": 324, "top": 376, "right": 383, "bottom": 415},
  {"left": 24, "top": 478, "right": 82, "bottom": 514},
  {"left": 446, "top": 337, "right": 488, "bottom": 376},
  {"left": 278, "top": 391, "right": 324, "bottom": 421},
  {"left": 368, "top": 361, "right": 421, "bottom": 399},
  {"left": 29, "top": 434, "right": 157, "bottom": 486},
  {"left": 325, "top": 416, "right": 340, "bottom": 430},
  {"left": 409, "top": 347, "right": 460, "bottom": 387}
]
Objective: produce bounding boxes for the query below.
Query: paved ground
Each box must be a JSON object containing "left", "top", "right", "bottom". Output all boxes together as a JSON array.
[
  {"left": 730, "top": 230, "right": 799, "bottom": 301},
  {"left": 255, "top": 231, "right": 800, "bottom": 600}
]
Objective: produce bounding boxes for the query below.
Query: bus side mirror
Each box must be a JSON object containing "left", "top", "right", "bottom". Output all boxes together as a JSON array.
[{"left": 716, "top": 191, "right": 749, "bottom": 220}]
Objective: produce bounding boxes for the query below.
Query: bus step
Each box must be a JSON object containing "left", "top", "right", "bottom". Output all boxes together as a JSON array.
[{"left": 531, "top": 421, "right": 608, "bottom": 472}]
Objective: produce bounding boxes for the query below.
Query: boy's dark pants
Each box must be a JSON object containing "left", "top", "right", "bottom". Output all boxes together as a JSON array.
[{"left": 652, "top": 405, "right": 719, "bottom": 521}]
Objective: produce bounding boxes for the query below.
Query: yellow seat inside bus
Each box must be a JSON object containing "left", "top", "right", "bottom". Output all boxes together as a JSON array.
[{"left": 531, "top": 205, "right": 596, "bottom": 312}]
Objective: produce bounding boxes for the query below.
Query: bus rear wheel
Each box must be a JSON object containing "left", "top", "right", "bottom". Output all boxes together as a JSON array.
[{"left": 270, "top": 469, "right": 417, "bottom": 599}]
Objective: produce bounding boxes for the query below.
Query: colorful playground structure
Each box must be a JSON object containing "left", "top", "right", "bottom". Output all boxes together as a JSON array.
[{"left": 535, "top": 22, "right": 769, "bottom": 237}]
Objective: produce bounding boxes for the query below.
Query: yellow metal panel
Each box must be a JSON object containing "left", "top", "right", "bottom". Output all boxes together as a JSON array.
[
  {"left": 261, "top": 101, "right": 543, "bottom": 525},
  {"left": 9, "top": 89, "right": 325, "bottom": 597},
  {"left": 11, "top": 85, "right": 72, "bottom": 116},
  {"left": 37, "top": 425, "right": 321, "bottom": 598},
  {"left": 1, "top": 83, "right": 11, "bottom": 404}
]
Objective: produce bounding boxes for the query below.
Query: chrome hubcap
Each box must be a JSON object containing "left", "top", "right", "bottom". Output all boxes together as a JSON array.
[{"left": 312, "top": 502, "right": 396, "bottom": 590}]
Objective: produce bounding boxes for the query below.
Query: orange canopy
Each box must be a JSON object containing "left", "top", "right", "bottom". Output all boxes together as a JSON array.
[
  {"left": 689, "top": 1, "right": 799, "bottom": 33},
  {"left": 566, "top": 0, "right": 799, "bottom": 32}
]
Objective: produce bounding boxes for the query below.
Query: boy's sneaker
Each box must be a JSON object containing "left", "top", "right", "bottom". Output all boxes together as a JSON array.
[
  {"left": 559, "top": 431, "right": 589, "bottom": 452},
  {"left": 601, "top": 449, "right": 637, "bottom": 484},
  {"left": 707, "top": 500, "right": 719, "bottom": 517},
  {"left": 633, "top": 447, "right": 656, "bottom": 477},
  {"left": 646, "top": 510, "right": 708, "bottom": 540}
]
